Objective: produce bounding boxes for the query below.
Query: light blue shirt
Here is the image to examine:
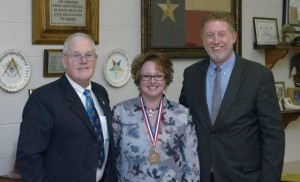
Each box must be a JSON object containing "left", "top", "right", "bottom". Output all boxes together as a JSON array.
[{"left": 206, "top": 54, "right": 236, "bottom": 117}]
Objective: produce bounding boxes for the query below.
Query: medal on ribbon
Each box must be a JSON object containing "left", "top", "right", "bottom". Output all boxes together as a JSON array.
[{"left": 140, "top": 96, "right": 163, "bottom": 165}]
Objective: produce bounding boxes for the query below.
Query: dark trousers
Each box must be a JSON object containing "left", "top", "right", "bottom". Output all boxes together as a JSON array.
[{"left": 211, "top": 172, "right": 215, "bottom": 182}]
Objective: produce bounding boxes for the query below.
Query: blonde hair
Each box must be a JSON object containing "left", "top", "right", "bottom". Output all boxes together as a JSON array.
[{"left": 201, "top": 11, "right": 236, "bottom": 33}]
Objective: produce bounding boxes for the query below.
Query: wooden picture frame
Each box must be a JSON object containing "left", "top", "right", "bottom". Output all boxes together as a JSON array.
[
  {"left": 283, "top": 0, "right": 300, "bottom": 33},
  {"left": 253, "top": 17, "right": 279, "bottom": 46},
  {"left": 141, "top": 0, "right": 241, "bottom": 58},
  {"left": 32, "top": 0, "right": 99, "bottom": 44},
  {"left": 275, "top": 81, "right": 286, "bottom": 101},
  {"left": 43, "top": 49, "right": 64, "bottom": 77},
  {"left": 287, "top": 87, "right": 300, "bottom": 105}
]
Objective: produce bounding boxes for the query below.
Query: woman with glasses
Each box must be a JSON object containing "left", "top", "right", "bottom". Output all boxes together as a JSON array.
[{"left": 112, "top": 52, "right": 200, "bottom": 182}]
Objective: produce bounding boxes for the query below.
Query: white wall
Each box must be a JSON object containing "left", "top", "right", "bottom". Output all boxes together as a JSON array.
[{"left": 0, "top": 0, "right": 299, "bottom": 175}]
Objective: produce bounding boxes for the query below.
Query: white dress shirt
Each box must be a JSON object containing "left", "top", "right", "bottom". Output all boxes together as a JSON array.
[{"left": 66, "top": 74, "right": 109, "bottom": 182}]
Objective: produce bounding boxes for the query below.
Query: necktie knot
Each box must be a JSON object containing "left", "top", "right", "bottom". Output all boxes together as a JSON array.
[
  {"left": 83, "top": 89, "right": 91, "bottom": 97},
  {"left": 215, "top": 66, "right": 221, "bottom": 72}
]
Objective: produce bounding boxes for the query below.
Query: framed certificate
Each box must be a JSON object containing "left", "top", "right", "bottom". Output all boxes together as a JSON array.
[
  {"left": 32, "top": 0, "right": 99, "bottom": 44},
  {"left": 43, "top": 49, "right": 64, "bottom": 77},
  {"left": 253, "top": 17, "right": 279, "bottom": 46}
]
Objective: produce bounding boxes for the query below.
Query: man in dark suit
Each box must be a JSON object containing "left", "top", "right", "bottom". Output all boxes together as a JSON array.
[
  {"left": 179, "top": 12, "right": 285, "bottom": 182},
  {"left": 17, "top": 33, "right": 117, "bottom": 182}
]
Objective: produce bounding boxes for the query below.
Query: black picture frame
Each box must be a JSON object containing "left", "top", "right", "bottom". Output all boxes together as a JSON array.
[
  {"left": 141, "top": 0, "right": 242, "bottom": 58},
  {"left": 253, "top": 17, "right": 279, "bottom": 46},
  {"left": 283, "top": 0, "right": 300, "bottom": 33}
]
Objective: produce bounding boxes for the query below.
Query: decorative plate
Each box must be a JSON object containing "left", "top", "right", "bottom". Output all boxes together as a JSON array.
[
  {"left": 103, "top": 49, "right": 131, "bottom": 87},
  {"left": 0, "top": 49, "right": 31, "bottom": 92}
]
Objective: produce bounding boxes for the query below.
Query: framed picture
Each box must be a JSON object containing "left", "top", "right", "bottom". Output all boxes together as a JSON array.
[
  {"left": 43, "top": 49, "right": 64, "bottom": 77},
  {"left": 275, "top": 81, "right": 286, "bottom": 101},
  {"left": 253, "top": 17, "right": 279, "bottom": 46},
  {"left": 283, "top": 0, "right": 300, "bottom": 32},
  {"left": 32, "top": 0, "right": 99, "bottom": 44},
  {"left": 141, "top": 0, "right": 241, "bottom": 58},
  {"left": 287, "top": 87, "right": 300, "bottom": 105}
]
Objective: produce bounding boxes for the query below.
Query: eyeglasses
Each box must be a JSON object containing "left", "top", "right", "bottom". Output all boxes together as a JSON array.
[
  {"left": 141, "top": 74, "right": 165, "bottom": 81},
  {"left": 64, "top": 53, "right": 97, "bottom": 61}
]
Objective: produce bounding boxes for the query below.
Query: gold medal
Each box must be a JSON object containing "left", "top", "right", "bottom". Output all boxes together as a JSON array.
[
  {"left": 148, "top": 150, "right": 161, "bottom": 165},
  {"left": 140, "top": 97, "right": 164, "bottom": 165}
]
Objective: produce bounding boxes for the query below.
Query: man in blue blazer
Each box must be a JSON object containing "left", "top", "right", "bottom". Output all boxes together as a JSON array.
[
  {"left": 17, "top": 33, "right": 117, "bottom": 182},
  {"left": 179, "top": 12, "right": 285, "bottom": 182}
]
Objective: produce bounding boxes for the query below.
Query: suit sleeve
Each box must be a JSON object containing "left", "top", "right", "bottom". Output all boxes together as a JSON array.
[
  {"left": 257, "top": 70, "right": 285, "bottom": 182},
  {"left": 17, "top": 91, "right": 53, "bottom": 182},
  {"left": 179, "top": 69, "right": 188, "bottom": 107}
]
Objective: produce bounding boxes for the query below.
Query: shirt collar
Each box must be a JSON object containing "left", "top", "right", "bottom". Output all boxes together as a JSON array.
[
  {"left": 65, "top": 74, "right": 92, "bottom": 95},
  {"left": 209, "top": 53, "right": 236, "bottom": 76}
]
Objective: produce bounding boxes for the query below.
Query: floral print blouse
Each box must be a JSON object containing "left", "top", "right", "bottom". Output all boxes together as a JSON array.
[{"left": 112, "top": 96, "right": 200, "bottom": 182}]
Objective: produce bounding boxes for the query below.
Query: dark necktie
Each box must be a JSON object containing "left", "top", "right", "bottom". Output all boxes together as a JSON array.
[
  {"left": 211, "top": 66, "right": 221, "bottom": 125},
  {"left": 83, "top": 89, "right": 105, "bottom": 168}
]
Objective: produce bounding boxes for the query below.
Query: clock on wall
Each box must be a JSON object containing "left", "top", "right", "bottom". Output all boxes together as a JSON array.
[
  {"left": 103, "top": 49, "right": 131, "bottom": 87},
  {"left": 0, "top": 49, "right": 31, "bottom": 92}
]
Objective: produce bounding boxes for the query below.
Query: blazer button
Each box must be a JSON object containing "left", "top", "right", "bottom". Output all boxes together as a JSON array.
[
  {"left": 94, "top": 144, "right": 97, "bottom": 149},
  {"left": 92, "top": 167, "right": 96, "bottom": 172}
]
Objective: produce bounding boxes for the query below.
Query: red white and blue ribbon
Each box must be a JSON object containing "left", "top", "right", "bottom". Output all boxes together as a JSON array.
[{"left": 140, "top": 96, "right": 163, "bottom": 147}]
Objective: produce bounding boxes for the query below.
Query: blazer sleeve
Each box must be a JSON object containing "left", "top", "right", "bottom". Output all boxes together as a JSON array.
[
  {"left": 257, "top": 69, "right": 285, "bottom": 181},
  {"left": 17, "top": 90, "right": 53, "bottom": 182},
  {"left": 179, "top": 68, "right": 188, "bottom": 107}
]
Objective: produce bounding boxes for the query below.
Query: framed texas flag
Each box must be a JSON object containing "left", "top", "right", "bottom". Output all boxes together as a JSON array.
[{"left": 141, "top": 0, "right": 241, "bottom": 58}]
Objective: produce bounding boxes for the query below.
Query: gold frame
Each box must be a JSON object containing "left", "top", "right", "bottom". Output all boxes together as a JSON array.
[
  {"left": 43, "top": 49, "right": 64, "bottom": 77},
  {"left": 141, "top": 0, "right": 241, "bottom": 58},
  {"left": 32, "top": 0, "right": 99, "bottom": 44},
  {"left": 287, "top": 87, "right": 300, "bottom": 105}
]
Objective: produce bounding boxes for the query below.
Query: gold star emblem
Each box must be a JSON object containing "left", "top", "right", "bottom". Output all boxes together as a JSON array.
[{"left": 157, "top": 0, "right": 179, "bottom": 22}]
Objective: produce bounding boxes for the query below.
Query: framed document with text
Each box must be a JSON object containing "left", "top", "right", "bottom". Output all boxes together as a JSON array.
[
  {"left": 253, "top": 17, "right": 279, "bottom": 46},
  {"left": 43, "top": 49, "right": 64, "bottom": 77},
  {"left": 32, "top": 0, "right": 99, "bottom": 44}
]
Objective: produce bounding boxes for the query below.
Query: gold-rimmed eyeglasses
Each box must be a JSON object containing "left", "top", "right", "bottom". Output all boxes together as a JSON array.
[
  {"left": 141, "top": 74, "right": 165, "bottom": 81},
  {"left": 63, "top": 53, "right": 97, "bottom": 61}
]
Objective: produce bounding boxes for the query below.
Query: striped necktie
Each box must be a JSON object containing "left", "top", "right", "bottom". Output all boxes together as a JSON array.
[{"left": 83, "top": 89, "right": 105, "bottom": 168}]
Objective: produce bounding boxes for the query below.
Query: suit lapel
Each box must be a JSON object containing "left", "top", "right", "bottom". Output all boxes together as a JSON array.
[
  {"left": 59, "top": 76, "right": 97, "bottom": 136},
  {"left": 194, "top": 60, "right": 212, "bottom": 130},
  {"left": 91, "top": 83, "right": 114, "bottom": 142},
  {"left": 214, "top": 57, "right": 245, "bottom": 128}
]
